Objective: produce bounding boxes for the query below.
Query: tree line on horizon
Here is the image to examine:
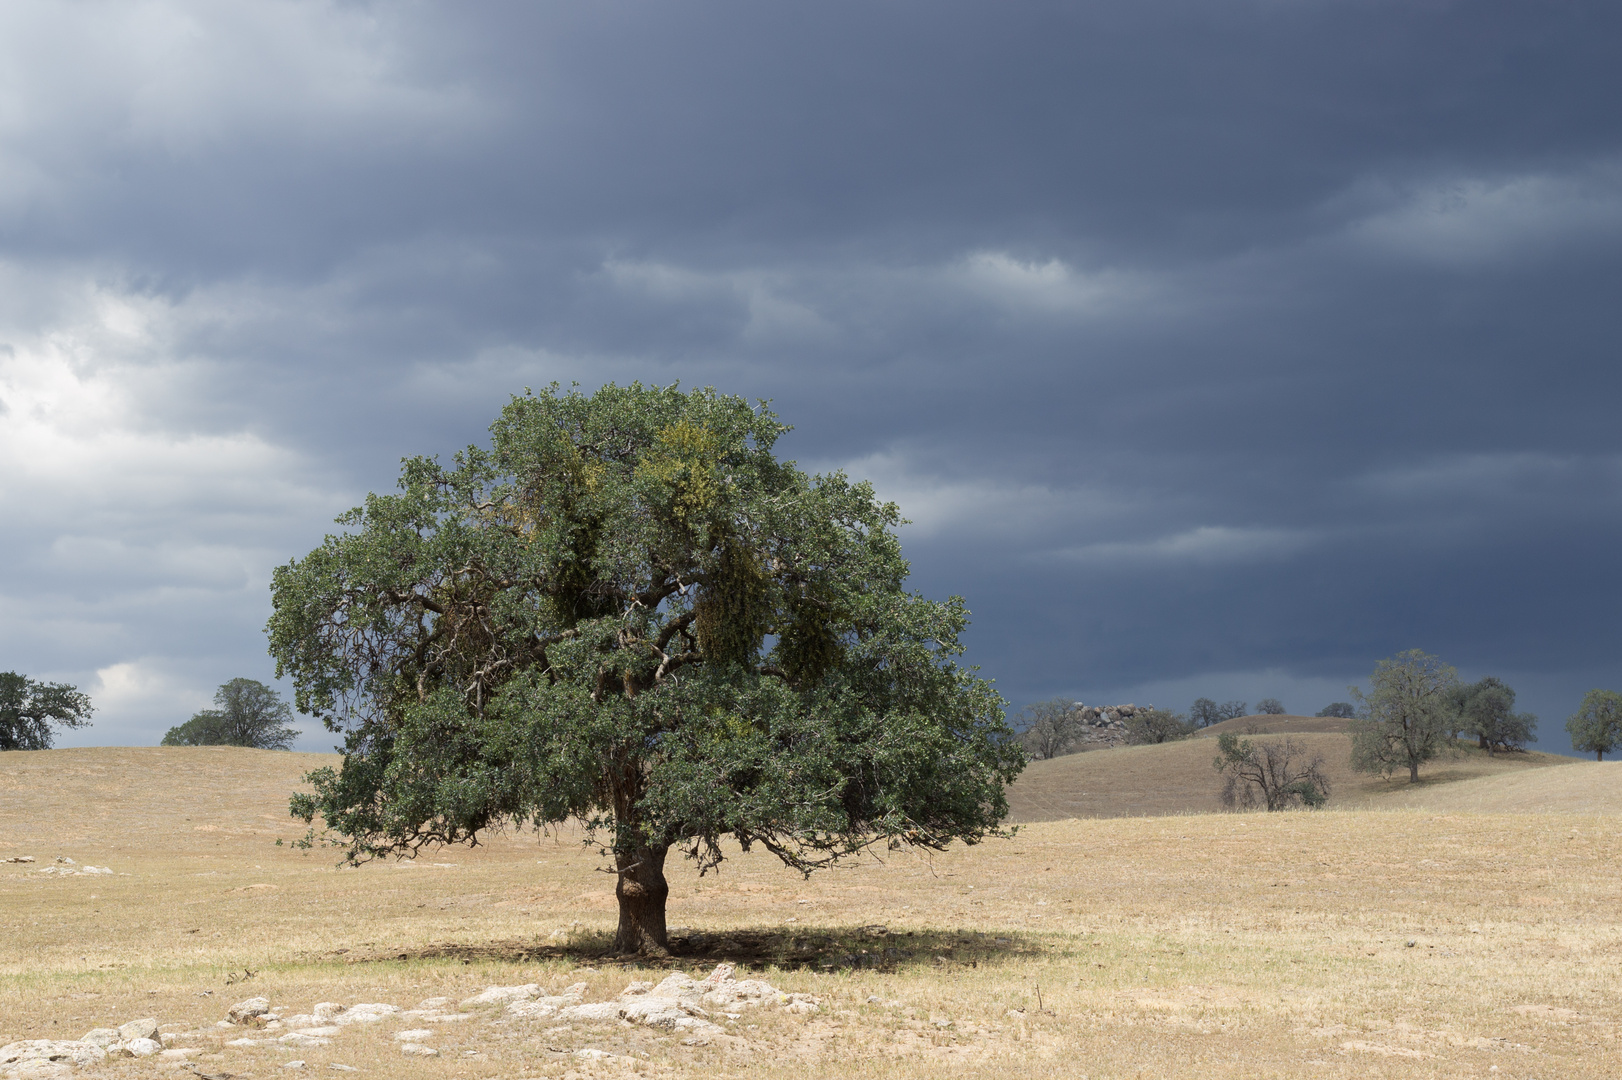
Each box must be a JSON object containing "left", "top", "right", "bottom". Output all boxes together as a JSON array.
[{"left": 1016, "top": 653, "right": 1622, "bottom": 767}]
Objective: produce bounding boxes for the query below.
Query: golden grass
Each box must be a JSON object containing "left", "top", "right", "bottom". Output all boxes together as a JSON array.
[{"left": 2, "top": 746, "right": 1620, "bottom": 1078}]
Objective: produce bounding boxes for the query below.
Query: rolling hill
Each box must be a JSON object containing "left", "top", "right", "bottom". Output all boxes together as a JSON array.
[{"left": 1007, "top": 716, "right": 1583, "bottom": 822}]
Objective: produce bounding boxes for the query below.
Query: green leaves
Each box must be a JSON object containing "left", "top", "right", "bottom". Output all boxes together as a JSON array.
[
  {"left": 269, "top": 382, "right": 1022, "bottom": 878},
  {"left": 162, "top": 678, "right": 298, "bottom": 749},
  {"left": 1349, "top": 649, "right": 1457, "bottom": 781},
  {"left": 0, "top": 671, "right": 93, "bottom": 751},
  {"left": 1566, "top": 689, "right": 1622, "bottom": 761}
]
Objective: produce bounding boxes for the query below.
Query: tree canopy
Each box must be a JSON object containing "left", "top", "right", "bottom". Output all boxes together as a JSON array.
[
  {"left": 1349, "top": 649, "right": 1457, "bottom": 782},
  {"left": 1189, "top": 698, "right": 1247, "bottom": 727},
  {"left": 1017, "top": 698, "right": 1080, "bottom": 759},
  {"left": 0, "top": 672, "right": 93, "bottom": 751},
  {"left": 267, "top": 383, "right": 1023, "bottom": 955},
  {"left": 1124, "top": 708, "right": 1192, "bottom": 745},
  {"left": 162, "top": 678, "right": 300, "bottom": 750},
  {"left": 1212, "top": 733, "right": 1329, "bottom": 811},
  {"left": 1450, "top": 676, "right": 1536, "bottom": 755},
  {"left": 1566, "top": 689, "right": 1622, "bottom": 761}
]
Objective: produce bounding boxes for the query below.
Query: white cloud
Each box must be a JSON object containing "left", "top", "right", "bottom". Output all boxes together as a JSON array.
[
  {"left": 91, "top": 659, "right": 208, "bottom": 721},
  {"left": 0, "top": 264, "right": 349, "bottom": 746},
  {"left": 822, "top": 448, "right": 1130, "bottom": 541},
  {"left": 0, "top": 0, "right": 482, "bottom": 198},
  {"left": 951, "top": 251, "right": 1154, "bottom": 316},
  {"left": 1342, "top": 166, "right": 1622, "bottom": 265},
  {"left": 602, "top": 258, "right": 835, "bottom": 343},
  {"left": 1354, "top": 451, "right": 1622, "bottom": 503},
  {"left": 1051, "top": 525, "right": 1317, "bottom": 566}
]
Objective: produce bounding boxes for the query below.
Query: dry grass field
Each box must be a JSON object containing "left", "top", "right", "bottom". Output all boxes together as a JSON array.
[{"left": 3, "top": 745, "right": 1621, "bottom": 1079}]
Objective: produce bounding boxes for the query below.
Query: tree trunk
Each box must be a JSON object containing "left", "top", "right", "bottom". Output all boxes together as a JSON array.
[
  {"left": 614, "top": 842, "right": 671, "bottom": 956},
  {"left": 1409, "top": 761, "right": 1419, "bottom": 782}
]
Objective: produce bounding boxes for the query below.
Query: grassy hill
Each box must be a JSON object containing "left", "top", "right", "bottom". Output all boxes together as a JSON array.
[
  {"left": 1008, "top": 718, "right": 1576, "bottom": 822},
  {"left": 1192, "top": 712, "right": 1354, "bottom": 737}
]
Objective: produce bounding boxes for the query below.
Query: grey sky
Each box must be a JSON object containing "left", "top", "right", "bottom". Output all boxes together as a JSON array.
[{"left": 2, "top": 1, "right": 1619, "bottom": 751}]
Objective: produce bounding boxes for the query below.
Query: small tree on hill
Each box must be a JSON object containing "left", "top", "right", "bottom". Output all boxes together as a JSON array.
[
  {"left": 163, "top": 678, "right": 299, "bottom": 750},
  {"left": 1451, "top": 677, "right": 1536, "bottom": 755},
  {"left": 1212, "top": 733, "right": 1329, "bottom": 810},
  {"left": 1316, "top": 702, "right": 1356, "bottom": 718},
  {"left": 1349, "top": 649, "right": 1457, "bottom": 782},
  {"left": 267, "top": 384, "right": 1023, "bottom": 956},
  {"left": 1124, "top": 708, "right": 1193, "bottom": 745},
  {"left": 1018, "top": 699, "right": 1080, "bottom": 760},
  {"left": 0, "top": 672, "right": 93, "bottom": 750},
  {"left": 1255, "top": 697, "right": 1285, "bottom": 715},
  {"left": 1189, "top": 697, "right": 1221, "bottom": 728},
  {"left": 1566, "top": 689, "right": 1622, "bottom": 761}
]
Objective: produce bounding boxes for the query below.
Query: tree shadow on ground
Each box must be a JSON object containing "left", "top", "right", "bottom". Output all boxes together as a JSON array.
[{"left": 338, "top": 925, "right": 1052, "bottom": 973}]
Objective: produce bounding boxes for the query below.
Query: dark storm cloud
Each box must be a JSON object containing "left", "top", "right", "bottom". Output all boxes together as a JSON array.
[{"left": 1, "top": 1, "right": 1619, "bottom": 748}]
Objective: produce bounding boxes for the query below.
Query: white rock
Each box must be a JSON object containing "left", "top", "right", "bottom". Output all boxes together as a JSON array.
[
  {"left": 461, "top": 984, "right": 539, "bottom": 1007},
  {"left": 332, "top": 1004, "right": 399, "bottom": 1026},
  {"left": 225, "top": 1038, "right": 263, "bottom": 1047},
  {"left": 290, "top": 1027, "right": 341, "bottom": 1038},
  {"left": 77, "top": 1029, "right": 119, "bottom": 1048},
  {"left": 279, "top": 1014, "right": 317, "bottom": 1028},
  {"left": 310, "top": 1003, "right": 346, "bottom": 1023},
  {"left": 1, "top": 856, "right": 35, "bottom": 863},
  {"left": 0, "top": 1041, "right": 107, "bottom": 1069},
  {"left": 122, "top": 1038, "right": 161, "bottom": 1057},
  {"left": 556, "top": 1002, "right": 622, "bottom": 1023},
  {"left": 278, "top": 1034, "right": 331, "bottom": 1048},
  {"left": 228, "top": 997, "right": 272, "bottom": 1024},
  {"left": 118, "top": 1019, "right": 159, "bottom": 1042},
  {"left": 6, "top": 1061, "right": 73, "bottom": 1080},
  {"left": 282, "top": 1061, "right": 305, "bottom": 1070},
  {"left": 327, "top": 1065, "right": 359, "bottom": 1072},
  {"left": 399, "top": 1043, "right": 439, "bottom": 1057},
  {"left": 393, "top": 1030, "right": 433, "bottom": 1041},
  {"left": 160, "top": 1048, "right": 202, "bottom": 1061},
  {"left": 574, "top": 1049, "right": 615, "bottom": 1061},
  {"left": 505, "top": 983, "right": 587, "bottom": 1020}
]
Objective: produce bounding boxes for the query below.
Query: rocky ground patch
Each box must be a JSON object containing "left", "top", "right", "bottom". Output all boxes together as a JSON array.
[{"left": 0, "top": 964, "right": 818, "bottom": 1079}]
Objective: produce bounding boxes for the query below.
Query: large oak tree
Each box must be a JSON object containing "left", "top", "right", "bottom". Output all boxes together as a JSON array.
[
  {"left": 268, "top": 384, "right": 1023, "bottom": 955},
  {"left": 0, "top": 672, "right": 93, "bottom": 750}
]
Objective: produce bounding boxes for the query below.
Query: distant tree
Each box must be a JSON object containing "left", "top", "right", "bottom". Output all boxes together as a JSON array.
[
  {"left": 1566, "top": 689, "right": 1622, "bottom": 761},
  {"left": 1316, "top": 702, "right": 1356, "bottom": 719},
  {"left": 1018, "top": 699, "right": 1081, "bottom": 760},
  {"left": 1349, "top": 649, "right": 1458, "bottom": 782},
  {"left": 1217, "top": 700, "right": 1248, "bottom": 722},
  {"left": 1124, "top": 708, "right": 1194, "bottom": 745},
  {"left": 1189, "top": 697, "right": 1221, "bottom": 728},
  {"left": 1212, "top": 733, "right": 1329, "bottom": 810},
  {"left": 162, "top": 679, "right": 299, "bottom": 750},
  {"left": 1255, "top": 697, "right": 1285, "bottom": 715},
  {"left": 1451, "top": 677, "right": 1536, "bottom": 755},
  {"left": 0, "top": 672, "right": 93, "bottom": 751}
]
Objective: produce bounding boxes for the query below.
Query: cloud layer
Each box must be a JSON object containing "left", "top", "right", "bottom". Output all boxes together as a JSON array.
[{"left": 2, "top": 1, "right": 1619, "bottom": 751}]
